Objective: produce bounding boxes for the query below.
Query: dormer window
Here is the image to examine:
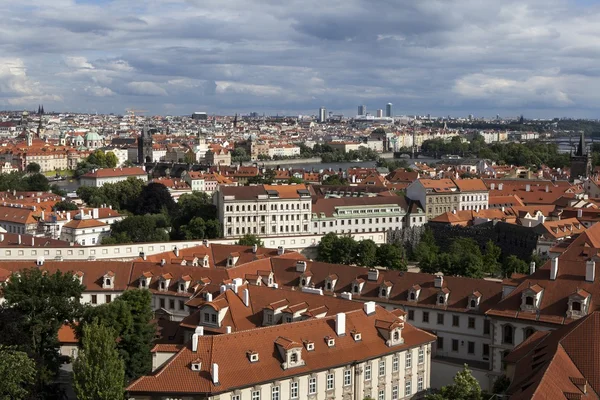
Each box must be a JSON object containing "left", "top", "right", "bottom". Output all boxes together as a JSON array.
[
  {"left": 438, "top": 295, "right": 444, "bottom": 304},
  {"left": 179, "top": 283, "right": 186, "bottom": 292},
  {"left": 160, "top": 281, "right": 166, "bottom": 291},
  {"left": 353, "top": 284, "right": 359, "bottom": 293},
  {"left": 191, "top": 359, "right": 202, "bottom": 371},
  {"left": 203, "top": 256, "right": 209, "bottom": 268},
  {"left": 140, "top": 279, "right": 147, "bottom": 288},
  {"left": 567, "top": 289, "right": 590, "bottom": 319},
  {"left": 525, "top": 296, "right": 534, "bottom": 306},
  {"left": 326, "top": 337, "right": 335, "bottom": 347},
  {"left": 351, "top": 330, "right": 361, "bottom": 342},
  {"left": 102, "top": 272, "right": 115, "bottom": 289},
  {"left": 410, "top": 292, "right": 416, "bottom": 300},
  {"left": 326, "top": 282, "right": 332, "bottom": 290},
  {"left": 290, "top": 353, "right": 298, "bottom": 363},
  {"left": 572, "top": 301, "right": 581, "bottom": 311},
  {"left": 393, "top": 331, "right": 399, "bottom": 341},
  {"left": 305, "top": 341, "right": 314, "bottom": 351},
  {"left": 105, "top": 278, "right": 112, "bottom": 286},
  {"left": 520, "top": 284, "right": 543, "bottom": 312},
  {"left": 470, "top": 299, "right": 476, "bottom": 308}
]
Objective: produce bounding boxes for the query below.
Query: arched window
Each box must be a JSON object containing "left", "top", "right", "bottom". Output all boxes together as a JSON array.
[
  {"left": 105, "top": 278, "right": 111, "bottom": 286},
  {"left": 410, "top": 292, "right": 415, "bottom": 300},
  {"left": 438, "top": 295, "right": 445, "bottom": 304},
  {"left": 572, "top": 301, "right": 581, "bottom": 312},
  {"left": 326, "top": 282, "right": 331, "bottom": 290},
  {"left": 353, "top": 285, "right": 359, "bottom": 293},
  {"left": 470, "top": 299, "right": 476, "bottom": 308},
  {"left": 301, "top": 279, "right": 306, "bottom": 286},
  {"left": 524, "top": 327, "right": 535, "bottom": 339}
]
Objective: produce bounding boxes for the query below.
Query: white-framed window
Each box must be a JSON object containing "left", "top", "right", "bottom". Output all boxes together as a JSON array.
[
  {"left": 378, "top": 389, "right": 385, "bottom": 400},
  {"left": 406, "top": 352, "right": 412, "bottom": 369},
  {"left": 418, "top": 347, "right": 424, "bottom": 364},
  {"left": 290, "top": 381, "right": 298, "bottom": 399},
  {"left": 392, "top": 385, "right": 399, "bottom": 400},
  {"left": 232, "top": 395, "right": 241, "bottom": 400},
  {"left": 365, "top": 363, "right": 372, "bottom": 381},
  {"left": 379, "top": 359, "right": 386, "bottom": 377},
  {"left": 326, "top": 373, "right": 334, "bottom": 390},
  {"left": 252, "top": 390, "right": 261, "bottom": 400},
  {"left": 405, "top": 380, "right": 412, "bottom": 396},
  {"left": 418, "top": 375, "right": 424, "bottom": 391},
  {"left": 309, "top": 377, "right": 317, "bottom": 394},
  {"left": 392, "top": 354, "right": 399, "bottom": 372},
  {"left": 344, "top": 369, "right": 352, "bottom": 386},
  {"left": 271, "top": 386, "right": 279, "bottom": 400}
]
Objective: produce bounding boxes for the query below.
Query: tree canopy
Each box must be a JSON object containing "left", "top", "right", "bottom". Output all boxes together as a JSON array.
[
  {"left": 236, "top": 234, "right": 264, "bottom": 247},
  {"left": 73, "top": 322, "right": 125, "bottom": 400},
  {"left": 102, "top": 214, "right": 170, "bottom": 244},
  {"left": 0, "top": 345, "right": 36, "bottom": 399},
  {"left": 426, "top": 364, "right": 482, "bottom": 400}
]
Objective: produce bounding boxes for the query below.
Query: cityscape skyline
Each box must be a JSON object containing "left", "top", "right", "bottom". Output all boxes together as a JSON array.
[{"left": 2, "top": 1, "right": 600, "bottom": 119}]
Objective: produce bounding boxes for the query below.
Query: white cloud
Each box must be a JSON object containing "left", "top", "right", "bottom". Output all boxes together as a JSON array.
[
  {"left": 64, "top": 56, "right": 94, "bottom": 69},
  {"left": 85, "top": 86, "right": 115, "bottom": 97},
  {"left": 125, "top": 81, "right": 168, "bottom": 96}
]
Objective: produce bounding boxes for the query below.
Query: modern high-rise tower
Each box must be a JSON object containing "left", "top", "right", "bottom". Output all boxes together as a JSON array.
[
  {"left": 318, "top": 107, "right": 327, "bottom": 123},
  {"left": 376, "top": 109, "right": 383, "bottom": 118},
  {"left": 386, "top": 103, "right": 393, "bottom": 117},
  {"left": 358, "top": 105, "right": 366, "bottom": 116}
]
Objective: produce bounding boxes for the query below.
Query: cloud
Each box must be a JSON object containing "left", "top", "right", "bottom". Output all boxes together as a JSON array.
[
  {"left": 125, "top": 81, "right": 168, "bottom": 96},
  {"left": 0, "top": 0, "right": 599, "bottom": 116}
]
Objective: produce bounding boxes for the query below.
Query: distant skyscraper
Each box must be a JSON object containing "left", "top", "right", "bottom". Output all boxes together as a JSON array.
[
  {"left": 376, "top": 109, "right": 383, "bottom": 118},
  {"left": 358, "top": 105, "right": 366, "bottom": 116},
  {"left": 318, "top": 107, "right": 327, "bottom": 123},
  {"left": 386, "top": 103, "right": 393, "bottom": 117}
]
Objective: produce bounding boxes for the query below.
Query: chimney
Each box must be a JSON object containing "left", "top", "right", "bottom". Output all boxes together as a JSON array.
[
  {"left": 206, "top": 293, "right": 213, "bottom": 302},
  {"left": 31, "top": 237, "right": 34, "bottom": 247},
  {"left": 0, "top": 234, "right": 4, "bottom": 242},
  {"left": 526, "top": 184, "right": 531, "bottom": 192},
  {"left": 174, "top": 246, "right": 179, "bottom": 257},
  {"left": 191, "top": 326, "right": 204, "bottom": 352},
  {"left": 160, "top": 258, "right": 166, "bottom": 266},
  {"left": 529, "top": 261, "right": 536, "bottom": 275},
  {"left": 252, "top": 244, "right": 258, "bottom": 253},
  {"left": 41, "top": 211, "right": 45, "bottom": 220},
  {"left": 434, "top": 274, "right": 444, "bottom": 288},
  {"left": 277, "top": 246, "right": 284, "bottom": 256},
  {"left": 586, "top": 259, "right": 596, "bottom": 282},
  {"left": 550, "top": 257, "right": 559, "bottom": 280},
  {"left": 211, "top": 363, "right": 219, "bottom": 385},
  {"left": 363, "top": 301, "right": 376, "bottom": 316},
  {"left": 335, "top": 312, "right": 346, "bottom": 336},
  {"left": 243, "top": 288, "right": 250, "bottom": 307},
  {"left": 578, "top": 209, "right": 583, "bottom": 218},
  {"left": 368, "top": 268, "right": 379, "bottom": 281},
  {"left": 139, "top": 252, "right": 147, "bottom": 261},
  {"left": 545, "top": 185, "right": 549, "bottom": 193},
  {"left": 79, "top": 209, "right": 84, "bottom": 219},
  {"left": 92, "top": 208, "right": 99, "bottom": 219},
  {"left": 226, "top": 326, "right": 232, "bottom": 334},
  {"left": 17, "top": 235, "right": 21, "bottom": 245},
  {"left": 296, "top": 260, "right": 307, "bottom": 272},
  {"left": 452, "top": 209, "right": 457, "bottom": 214},
  {"left": 202, "top": 239, "right": 209, "bottom": 247}
]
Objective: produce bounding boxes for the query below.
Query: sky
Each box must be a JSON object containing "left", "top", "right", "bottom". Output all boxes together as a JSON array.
[{"left": 1, "top": 0, "right": 600, "bottom": 118}]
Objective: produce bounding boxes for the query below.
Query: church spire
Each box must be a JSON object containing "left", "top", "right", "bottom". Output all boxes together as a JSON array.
[{"left": 577, "top": 131, "right": 585, "bottom": 157}]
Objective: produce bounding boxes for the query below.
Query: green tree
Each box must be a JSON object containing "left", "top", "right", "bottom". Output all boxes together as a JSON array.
[
  {"left": 3, "top": 268, "right": 84, "bottom": 394},
  {"left": 376, "top": 243, "right": 407, "bottom": 270},
  {"left": 135, "top": 182, "right": 176, "bottom": 215},
  {"left": 502, "top": 255, "right": 529, "bottom": 277},
  {"left": 491, "top": 375, "right": 511, "bottom": 396},
  {"left": 26, "top": 162, "right": 41, "bottom": 173},
  {"left": 24, "top": 173, "right": 50, "bottom": 191},
  {"left": 356, "top": 239, "right": 378, "bottom": 267},
  {"left": 426, "top": 364, "right": 482, "bottom": 400},
  {"left": 53, "top": 200, "right": 79, "bottom": 211},
  {"left": 236, "top": 234, "right": 264, "bottom": 247},
  {"left": 331, "top": 236, "right": 358, "bottom": 265},
  {"left": 87, "top": 150, "right": 107, "bottom": 167},
  {"left": 317, "top": 233, "right": 338, "bottom": 263},
  {"left": 73, "top": 322, "right": 125, "bottom": 400},
  {"left": 322, "top": 174, "right": 348, "bottom": 185},
  {"left": 0, "top": 345, "right": 36, "bottom": 399},
  {"left": 288, "top": 176, "right": 304, "bottom": 184},
  {"left": 102, "top": 214, "right": 169, "bottom": 244},
  {"left": 483, "top": 240, "right": 502, "bottom": 275},
  {"left": 105, "top": 151, "right": 118, "bottom": 168}
]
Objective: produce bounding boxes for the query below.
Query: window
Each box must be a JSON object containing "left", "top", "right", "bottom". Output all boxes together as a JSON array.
[
  {"left": 392, "top": 385, "right": 399, "bottom": 400},
  {"left": 252, "top": 390, "right": 261, "bottom": 400},
  {"left": 405, "top": 352, "right": 413, "bottom": 369},
  {"left": 452, "top": 339, "right": 459, "bottom": 352},
  {"left": 524, "top": 327, "right": 536, "bottom": 339},
  {"left": 470, "top": 299, "right": 477, "bottom": 308},
  {"left": 484, "top": 319, "right": 491, "bottom": 335},
  {"left": 418, "top": 375, "right": 424, "bottom": 391},
  {"left": 483, "top": 344, "right": 490, "bottom": 358},
  {"left": 232, "top": 395, "right": 240, "bottom": 400},
  {"left": 468, "top": 341, "right": 475, "bottom": 354},
  {"left": 179, "top": 300, "right": 185, "bottom": 310},
  {"left": 344, "top": 369, "right": 352, "bottom": 386},
  {"left": 408, "top": 310, "right": 414, "bottom": 320},
  {"left": 452, "top": 315, "right": 459, "bottom": 327},
  {"left": 290, "top": 382, "right": 298, "bottom": 399},
  {"left": 169, "top": 299, "right": 175, "bottom": 309},
  {"left": 573, "top": 301, "right": 582, "bottom": 311},
  {"left": 468, "top": 317, "right": 475, "bottom": 329},
  {"left": 422, "top": 311, "right": 429, "bottom": 323},
  {"left": 437, "top": 336, "right": 444, "bottom": 350},
  {"left": 405, "top": 380, "right": 412, "bottom": 396},
  {"left": 308, "top": 377, "right": 317, "bottom": 394},
  {"left": 392, "top": 354, "right": 399, "bottom": 372},
  {"left": 326, "top": 373, "right": 334, "bottom": 390},
  {"left": 418, "top": 348, "right": 424, "bottom": 364},
  {"left": 503, "top": 325, "right": 514, "bottom": 345},
  {"left": 378, "top": 389, "right": 385, "bottom": 400},
  {"left": 365, "top": 363, "right": 372, "bottom": 381},
  {"left": 271, "top": 386, "right": 279, "bottom": 400},
  {"left": 91, "top": 294, "right": 97, "bottom": 304},
  {"left": 105, "top": 294, "right": 112, "bottom": 303},
  {"left": 525, "top": 296, "right": 534, "bottom": 306},
  {"left": 379, "top": 359, "right": 386, "bottom": 376},
  {"left": 437, "top": 313, "right": 444, "bottom": 325},
  {"left": 211, "top": 314, "right": 217, "bottom": 324}
]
